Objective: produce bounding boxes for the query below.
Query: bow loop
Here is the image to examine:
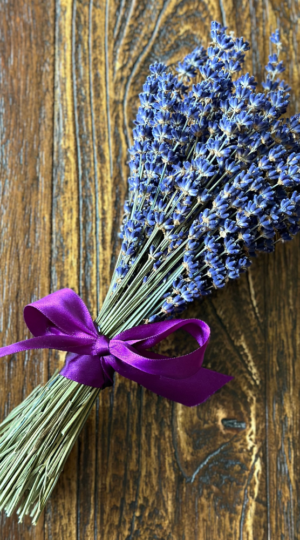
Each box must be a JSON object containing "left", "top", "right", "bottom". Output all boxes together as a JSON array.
[
  {"left": 23, "top": 288, "right": 97, "bottom": 339},
  {"left": 0, "top": 288, "right": 233, "bottom": 407}
]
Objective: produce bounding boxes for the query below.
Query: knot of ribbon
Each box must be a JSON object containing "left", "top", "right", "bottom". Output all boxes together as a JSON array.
[{"left": 0, "top": 289, "right": 232, "bottom": 407}]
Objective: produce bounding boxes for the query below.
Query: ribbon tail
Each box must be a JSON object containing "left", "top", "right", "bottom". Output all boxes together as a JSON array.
[
  {"left": 153, "top": 367, "right": 233, "bottom": 407},
  {"left": 111, "top": 356, "right": 233, "bottom": 407},
  {"left": 0, "top": 336, "right": 58, "bottom": 358},
  {"left": 0, "top": 335, "right": 97, "bottom": 358}
]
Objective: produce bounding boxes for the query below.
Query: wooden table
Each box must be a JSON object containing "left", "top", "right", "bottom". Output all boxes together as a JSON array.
[{"left": 1, "top": 1, "right": 300, "bottom": 538}]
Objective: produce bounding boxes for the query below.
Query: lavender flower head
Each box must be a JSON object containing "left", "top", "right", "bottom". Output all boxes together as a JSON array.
[{"left": 97, "top": 22, "right": 300, "bottom": 336}]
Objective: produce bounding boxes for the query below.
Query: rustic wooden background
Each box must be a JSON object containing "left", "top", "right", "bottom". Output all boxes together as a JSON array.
[{"left": 1, "top": 0, "right": 300, "bottom": 538}]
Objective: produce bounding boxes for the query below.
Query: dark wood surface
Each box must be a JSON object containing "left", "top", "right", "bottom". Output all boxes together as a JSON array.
[{"left": 0, "top": 1, "right": 300, "bottom": 538}]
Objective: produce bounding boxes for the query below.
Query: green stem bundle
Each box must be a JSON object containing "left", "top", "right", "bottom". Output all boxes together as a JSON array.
[{"left": 0, "top": 373, "right": 99, "bottom": 524}]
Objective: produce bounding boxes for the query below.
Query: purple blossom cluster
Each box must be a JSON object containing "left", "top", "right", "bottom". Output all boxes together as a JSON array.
[{"left": 99, "top": 22, "right": 300, "bottom": 334}]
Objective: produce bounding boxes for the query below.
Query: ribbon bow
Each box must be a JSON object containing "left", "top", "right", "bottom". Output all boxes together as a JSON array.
[{"left": 0, "top": 289, "right": 232, "bottom": 407}]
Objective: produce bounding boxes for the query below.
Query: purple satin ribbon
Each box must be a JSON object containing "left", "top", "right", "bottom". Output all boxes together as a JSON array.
[{"left": 0, "top": 289, "right": 233, "bottom": 407}]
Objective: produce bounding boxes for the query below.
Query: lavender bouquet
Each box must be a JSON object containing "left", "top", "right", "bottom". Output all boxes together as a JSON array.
[{"left": 0, "top": 21, "right": 299, "bottom": 524}]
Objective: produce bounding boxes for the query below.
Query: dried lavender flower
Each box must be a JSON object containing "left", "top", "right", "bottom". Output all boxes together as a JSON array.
[{"left": 97, "top": 22, "right": 300, "bottom": 334}]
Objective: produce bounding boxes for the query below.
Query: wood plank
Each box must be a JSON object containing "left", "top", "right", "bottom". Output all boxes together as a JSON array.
[
  {"left": 71, "top": 1, "right": 98, "bottom": 537},
  {"left": 44, "top": 0, "right": 80, "bottom": 538},
  {"left": 265, "top": 237, "right": 300, "bottom": 540},
  {"left": 262, "top": 5, "right": 300, "bottom": 540},
  {"left": 0, "top": 0, "right": 55, "bottom": 538}
]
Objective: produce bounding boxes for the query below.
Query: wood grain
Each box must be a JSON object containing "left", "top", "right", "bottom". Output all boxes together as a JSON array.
[
  {"left": 0, "top": 0, "right": 54, "bottom": 538},
  {"left": 1, "top": 0, "right": 300, "bottom": 538}
]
